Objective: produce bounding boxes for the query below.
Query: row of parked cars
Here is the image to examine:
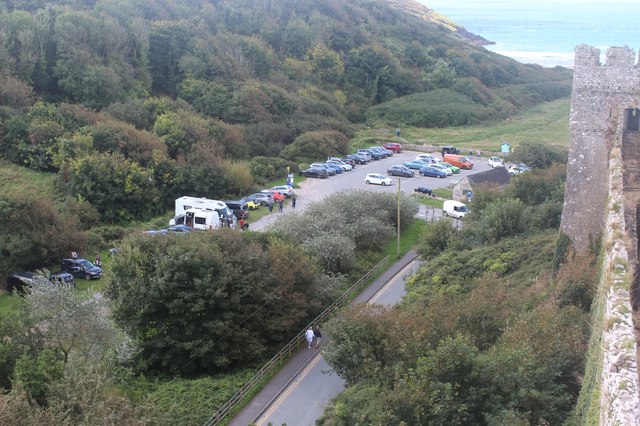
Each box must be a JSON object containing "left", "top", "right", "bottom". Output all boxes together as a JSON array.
[
  {"left": 6, "top": 257, "right": 104, "bottom": 294},
  {"left": 299, "top": 142, "right": 403, "bottom": 179}
]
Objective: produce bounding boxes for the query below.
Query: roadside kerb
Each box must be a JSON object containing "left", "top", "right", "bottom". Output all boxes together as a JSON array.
[{"left": 203, "top": 256, "right": 390, "bottom": 426}]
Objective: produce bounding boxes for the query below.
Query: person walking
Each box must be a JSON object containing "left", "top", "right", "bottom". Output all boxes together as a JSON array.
[
  {"left": 291, "top": 194, "right": 297, "bottom": 209},
  {"left": 278, "top": 199, "right": 284, "bottom": 213},
  {"left": 313, "top": 327, "right": 322, "bottom": 349},
  {"left": 95, "top": 255, "right": 101, "bottom": 267},
  {"left": 305, "top": 328, "right": 315, "bottom": 349},
  {"left": 268, "top": 202, "right": 274, "bottom": 214}
]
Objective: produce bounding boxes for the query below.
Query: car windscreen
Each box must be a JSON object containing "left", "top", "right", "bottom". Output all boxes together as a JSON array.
[{"left": 78, "top": 259, "right": 95, "bottom": 268}]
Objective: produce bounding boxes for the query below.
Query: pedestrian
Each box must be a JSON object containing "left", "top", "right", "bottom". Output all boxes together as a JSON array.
[
  {"left": 305, "top": 328, "right": 315, "bottom": 349},
  {"left": 268, "top": 202, "right": 274, "bottom": 214},
  {"left": 95, "top": 255, "right": 101, "bottom": 267},
  {"left": 278, "top": 199, "right": 283, "bottom": 213},
  {"left": 227, "top": 217, "right": 233, "bottom": 227},
  {"left": 291, "top": 194, "right": 297, "bottom": 209},
  {"left": 313, "top": 327, "right": 322, "bottom": 349},
  {"left": 476, "top": 149, "right": 481, "bottom": 159}
]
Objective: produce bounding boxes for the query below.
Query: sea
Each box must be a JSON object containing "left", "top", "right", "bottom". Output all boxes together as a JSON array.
[{"left": 418, "top": 0, "right": 640, "bottom": 67}]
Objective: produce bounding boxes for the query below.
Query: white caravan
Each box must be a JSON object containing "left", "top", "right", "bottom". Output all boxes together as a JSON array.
[{"left": 170, "top": 196, "right": 236, "bottom": 228}]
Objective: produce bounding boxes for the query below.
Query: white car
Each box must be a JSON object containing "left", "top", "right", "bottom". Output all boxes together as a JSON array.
[
  {"left": 365, "top": 173, "right": 392, "bottom": 186},
  {"left": 326, "top": 159, "right": 352, "bottom": 171},
  {"left": 266, "top": 185, "right": 294, "bottom": 198},
  {"left": 508, "top": 166, "right": 526, "bottom": 176},
  {"left": 429, "top": 163, "right": 453, "bottom": 175},
  {"left": 488, "top": 156, "right": 504, "bottom": 168},
  {"left": 415, "top": 153, "right": 436, "bottom": 163}
]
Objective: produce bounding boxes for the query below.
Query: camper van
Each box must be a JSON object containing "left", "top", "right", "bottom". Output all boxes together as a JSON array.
[
  {"left": 169, "top": 196, "right": 236, "bottom": 229},
  {"left": 443, "top": 200, "right": 469, "bottom": 219},
  {"left": 442, "top": 154, "right": 473, "bottom": 170}
]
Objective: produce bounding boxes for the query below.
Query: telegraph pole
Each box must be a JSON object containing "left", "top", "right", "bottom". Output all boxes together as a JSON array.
[{"left": 397, "top": 176, "right": 401, "bottom": 259}]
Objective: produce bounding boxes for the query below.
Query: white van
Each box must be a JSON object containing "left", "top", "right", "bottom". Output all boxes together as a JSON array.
[{"left": 443, "top": 200, "right": 469, "bottom": 219}]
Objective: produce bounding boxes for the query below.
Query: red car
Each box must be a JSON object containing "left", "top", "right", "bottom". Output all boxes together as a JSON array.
[{"left": 383, "top": 142, "right": 402, "bottom": 152}]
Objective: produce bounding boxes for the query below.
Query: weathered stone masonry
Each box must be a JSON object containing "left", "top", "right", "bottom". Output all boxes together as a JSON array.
[
  {"left": 562, "top": 45, "right": 640, "bottom": 251},
  {"left": 561, "top": 45, "right": 640, "bottom": 423}
]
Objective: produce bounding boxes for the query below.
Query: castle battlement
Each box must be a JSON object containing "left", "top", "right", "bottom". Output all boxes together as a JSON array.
[{"left": 574, "top": 44, "right": 638, "bottom": 69}]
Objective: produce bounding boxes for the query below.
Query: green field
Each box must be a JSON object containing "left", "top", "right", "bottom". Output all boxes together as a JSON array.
[{"left": 353, "top": 98, "right": 570, "bottom": 153}]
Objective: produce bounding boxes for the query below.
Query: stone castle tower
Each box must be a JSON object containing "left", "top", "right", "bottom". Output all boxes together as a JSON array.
[{"left": 561, "top": 45, "right": 640, "bottom": 251}]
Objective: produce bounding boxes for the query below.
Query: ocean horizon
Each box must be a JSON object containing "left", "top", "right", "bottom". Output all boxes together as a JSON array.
[{"left": 419, "top": 0, "right": 640, "bottom": 67}]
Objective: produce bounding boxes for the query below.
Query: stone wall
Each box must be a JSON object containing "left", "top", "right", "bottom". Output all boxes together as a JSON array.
[
  {"left": 598, "top": 146, "right": 640, "bottom": 424},
  {"left": 562, "top": 45, "right": 640, "bottom": 252}
]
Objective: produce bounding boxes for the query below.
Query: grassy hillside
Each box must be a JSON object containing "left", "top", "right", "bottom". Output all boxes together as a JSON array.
[{"left": 353, "top": 97, "right": 570, "bottom": 152}]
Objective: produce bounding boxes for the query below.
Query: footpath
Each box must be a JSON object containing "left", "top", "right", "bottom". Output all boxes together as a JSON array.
[{"left": 228, "top": 249, "right": 419, "bottom": 426}]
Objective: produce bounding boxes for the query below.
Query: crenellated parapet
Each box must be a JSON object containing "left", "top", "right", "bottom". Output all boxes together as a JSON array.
[{"left": 562, "top": 45, "right": 640, "bottom": 252}]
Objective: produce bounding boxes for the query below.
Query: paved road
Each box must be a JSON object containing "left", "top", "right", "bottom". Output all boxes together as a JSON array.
[
  {"left": 252, "top": 150, "right": 492, "bottom": 230},
  {"left": 230, "top": 257, "right": 422, "bottom": 426}
]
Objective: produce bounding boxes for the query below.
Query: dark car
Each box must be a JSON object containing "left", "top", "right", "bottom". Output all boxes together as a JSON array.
[
  {"left": 368, "top": 147, "right": 389, "bottom": 158},
  {"left": 60, "top": 258, "right": 103, "bottom": 280},
  {"left": 224, "top": 200, "right": 250, "bottom": 219},
  {"left": 442, "top": 145, "right": 459, "bottom": 155},
  {"left": 323, "top": 162, "right": 344, "bottom": 174},
  {"left": 419, "top": 165, "right": 448, "bottom": 178},
  {"left": 387, "top": 165, "right": 414, "bottom": 178},
  {"left": 359, "top": 148, "right": 381, "bottom": 160},
  {"left": 339, "top": 157, "right": 356, "bottom": 167},
  {"left": 347, "top": 153, "right": 368, "bottom": 164},
  {"left": 247, "top": 192, "right": 274, "bottom": 207},
  {"left": 310, "top": 163, "right": 336, "bottom": 176},
  {"left": 167, "top": 225, "right": 194, "bottom": 233},
  {"left": 300, "top": 167, "right": 329, "bottom": 178},
  {"left": 50, "top": 272, "right": 76, "bottom": 288},
  {"left": 6, "top": 272, "right": 36, "bottom": 293}
]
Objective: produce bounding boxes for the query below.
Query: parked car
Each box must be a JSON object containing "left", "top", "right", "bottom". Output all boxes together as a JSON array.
[
  {"left": 269, "top": 185, "right": 295, "bottom": 198},
  {"left": 300, "top": 167, "right": 329, "bottom": 178},
  {"left": 6, "top": 271, "right": 36, "bottom": 293},
  {"left": 368, "top": 147, "right": 390, "bottom": 158},
  {"left": 167, "top": 225, "right": 194, "bottom": 233},
  {"left": 323, "top": 162, "right": 344, "bottom": 174},
  {"left": 383, "top": 142, "right": 402, "bottom": 152},
  {"left": 347, "top": 153, "right": 368, "bottom": 164},
  {"left": 245, "top": 199, "right": 260, "bottom": 210},
  {"left": 247, "top": 192, "right": 274, "bottom": 206},
  {"left": 419, "top": 165, "right": 448, "bottom": 178},
  {"left": 60, "top": 258, "right": 103, "bottom": 280},
  {"left": 387, "top": 165, "right": 414, "bottom": 177},
  {"left": 327, "top": 159, "right": 352, "bottom": 171},
  {"left": 508, "top": 165, "right": 527, "bottom": 176},
  {"left": 339, "top": 157, "right": 357, "bottom": 167},
  {"left": 429, "top": 163, "right": 453, "bottom": 176},
  {"left": 415, "top": 153, "right": 436, "bottom": 162},
  {"left": 404, "top": 159, "right": 433, "bottom": 170},
  {"left": 225, "top": 200, "right": 250, "bottom": 219},
  {"left": 355, "top": 150, "right": 374, "bottom": 161},
  {"left": 49, "top": 272, "right": 76, "bottom": 288},
  {"left": 441, "top": 145, "right": 459, "bottom": 155},
  {"left": 443, "top": 200, "right": 469, "bottom": 219},
  {"left": 365, "top": 173, "right": 392, "bottom": 186},
  {"left": 310, "top": 162, "right": 336, "bottom": 176},
  {"left": 488, "top": 156, "right": 504, "bottom": 168},
  {"left": 436, "top": 161, "right": 460, "bottom": 174},
  {"left": 359, "top": 148, "right": 381, "bottom": 160}
]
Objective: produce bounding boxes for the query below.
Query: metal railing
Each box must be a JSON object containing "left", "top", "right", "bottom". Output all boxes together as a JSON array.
[{"left": 202, "top": 256, "right": 390, "bottom": 426}]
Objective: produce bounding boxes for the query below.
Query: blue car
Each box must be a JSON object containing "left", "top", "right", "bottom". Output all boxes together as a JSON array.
[
  {"left": 324, "top": 162, "right": 344, "bottom": 174},
  {"left": 419, "top": 165, "right": 448, "bottom": 178},
  {"left": 404, "top": 159, "right": 431, "bottom": 170}
]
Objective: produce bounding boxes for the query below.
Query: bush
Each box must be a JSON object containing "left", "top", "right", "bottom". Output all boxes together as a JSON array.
[{"left": 280, "top": 130, "right": 349, "bottom": 163}]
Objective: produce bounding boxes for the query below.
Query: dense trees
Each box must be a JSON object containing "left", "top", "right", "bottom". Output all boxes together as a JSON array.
[
  {"left": 107, "top": 231, "right": 334, "bottom": 374},
  {"left": 319, "top": 156, "right": 589, "bottom": 425}
]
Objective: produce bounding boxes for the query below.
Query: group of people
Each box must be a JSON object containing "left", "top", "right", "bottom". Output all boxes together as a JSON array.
[
  {"left": 267, "top": 194, "right": 296, "bottom": 214},
  {"left": 305, "top": 327, "right": 322, "bottom": 349}
]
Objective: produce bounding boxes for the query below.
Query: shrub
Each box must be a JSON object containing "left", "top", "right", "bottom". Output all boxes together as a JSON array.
[{"left": 280, "top": 130, "right": 349, "bottom": 163}]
